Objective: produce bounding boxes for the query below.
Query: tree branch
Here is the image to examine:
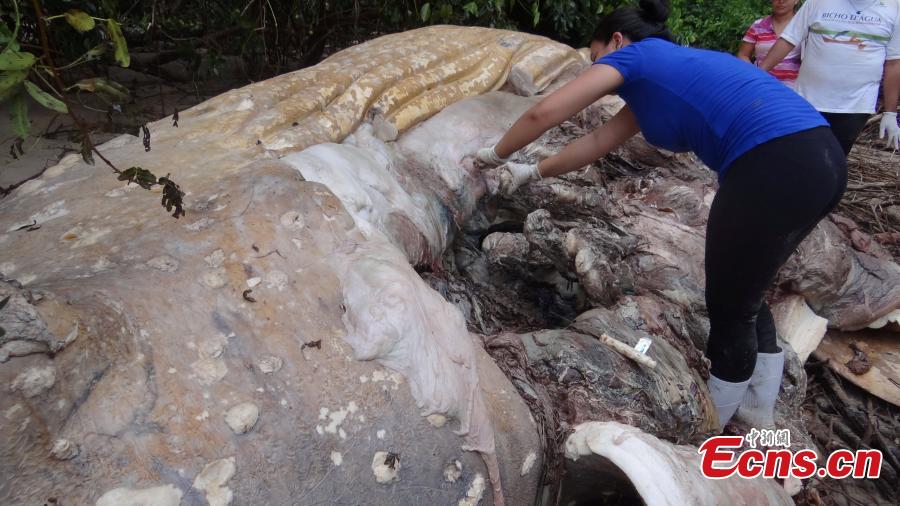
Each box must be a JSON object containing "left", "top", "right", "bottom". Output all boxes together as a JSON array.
[{"left": 29, "top": 0, "right": 120, "bottom": 173}]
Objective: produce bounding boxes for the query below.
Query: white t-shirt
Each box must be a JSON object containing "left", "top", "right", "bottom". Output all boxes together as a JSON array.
[{"left": 782, "top": 0, "right": 900, "bottom": 113}]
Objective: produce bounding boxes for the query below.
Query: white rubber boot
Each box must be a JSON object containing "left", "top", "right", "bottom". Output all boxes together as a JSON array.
[
  {"left": 735, "top": 351, "right": 784, "bottom": 429},
  {"left": 708, "top": 375, "right": 751, "bottom": 430}
]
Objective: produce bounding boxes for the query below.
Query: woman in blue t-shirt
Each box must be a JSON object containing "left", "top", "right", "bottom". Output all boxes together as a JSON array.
[{"left": 475, "top": 0, "right": 846, "bottom": 431}]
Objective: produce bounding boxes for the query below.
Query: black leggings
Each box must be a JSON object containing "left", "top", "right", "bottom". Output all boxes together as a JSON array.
[
  {"left": 705, "top": 127, "right": 846, "bottom": 382},
  {"left": 822, "top": 112, "right": 870, "bottom": 156}
]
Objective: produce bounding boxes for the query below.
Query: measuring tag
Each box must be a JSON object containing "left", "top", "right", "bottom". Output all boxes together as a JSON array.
[{"left": 634, "top": 338, "right": 652, "bottom": 355}]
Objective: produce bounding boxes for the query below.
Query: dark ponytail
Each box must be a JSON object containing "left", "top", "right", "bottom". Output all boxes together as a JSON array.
[{"left": 592, "top": 0, "right": 674, "bottom": 44}]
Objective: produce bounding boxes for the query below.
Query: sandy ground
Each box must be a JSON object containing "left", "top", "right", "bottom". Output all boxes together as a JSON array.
[{"left": 0, "top": 109, "right": 88, "bottom": 189}]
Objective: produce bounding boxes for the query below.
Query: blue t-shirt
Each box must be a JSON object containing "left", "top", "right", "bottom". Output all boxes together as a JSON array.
[{"left": 596, "top": 38, "right": 827, "bottom": 176}]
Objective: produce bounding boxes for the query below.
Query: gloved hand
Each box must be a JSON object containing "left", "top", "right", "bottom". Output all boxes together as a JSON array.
[
  {"left": 498, "top": 162, "right": 541, "bottom": 196},
  {"left": 880, "top": 112, "right": 899, "bottom": 150},
  {"left": 475, "top": 145, "right": 507, "bottom": 167}
]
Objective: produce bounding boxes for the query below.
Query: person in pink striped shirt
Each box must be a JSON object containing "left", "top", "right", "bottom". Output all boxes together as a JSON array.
[{"left": 738, "top": 0, "right": 802, "bottom": 88}]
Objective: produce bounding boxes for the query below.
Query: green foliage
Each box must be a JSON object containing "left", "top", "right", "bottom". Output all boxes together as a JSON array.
[
  {"left": 10, "top": 91, "right": 28, "bottom": 137},
  {"left": 304, "top": 0, "right": 764, "bottom": 53},
  {"left": 24, "top": 80, "right": 67, "bottom": 113},
  {"left": 80, "top": 137, "right": 94, "bottom": 165},
  {"left": 114, "top": 166, "right": 186, "bottom": 219},
  {"left": 669, "top": 0, "right": 771, "bottom": 53},
  {"left": 67, "top": 77, "right": 129, "bottom": 102},
  {"left": 117, "top": 167, "right": 159, "bottom": 190},
  {"left": 510, "top": 0, "right": 770, "bottom": 51},
  {"left": 0, "top": 1, "right": 185, "bottom": 219},
  {"left": 0, "top": 68, "right": 27, "bottom": 102},
  {"left": 105, "top": 18, "right": 129, "bottom": 67},
  {"left": 0, "top": 1, "right": 133, "bottom": 143},
  {"left": 63, "top": 9, "right": 95, "bottom": 32},
  {"left": 0, "top": 22, "right": 17, "bottom": 51},
  {"left": 0, "top": 50, "right": 36, "bottom": 70}
]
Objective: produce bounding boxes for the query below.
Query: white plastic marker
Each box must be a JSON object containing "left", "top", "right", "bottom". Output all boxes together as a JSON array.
[{"left": 634, "top": 337, "right": 652, "bottom": 356}]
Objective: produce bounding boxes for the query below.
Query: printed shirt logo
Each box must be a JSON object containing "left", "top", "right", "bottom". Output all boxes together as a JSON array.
[{"left": 810, "top": 9, "right": 893, "bottom": 51}]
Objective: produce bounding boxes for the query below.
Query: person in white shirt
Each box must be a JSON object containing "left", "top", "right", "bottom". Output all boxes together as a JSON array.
[{"left": 761, "top": 0, "right": 900, "bottom": 154}]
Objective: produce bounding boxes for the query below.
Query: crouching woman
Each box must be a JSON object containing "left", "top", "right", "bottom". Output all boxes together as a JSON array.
[{"left": 476, "top": 0, "right": 846, "bottom": 429}]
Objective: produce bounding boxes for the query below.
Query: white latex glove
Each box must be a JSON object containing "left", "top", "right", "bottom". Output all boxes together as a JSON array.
[
  {"left": 880, "top": 112, "right": 899, "bottom": 150},
  {"left": 475, "top": 145, "right": 507, "bottom": 167},
  {"left": 499, "top": 162, "right": 541, "bottom": 196}
]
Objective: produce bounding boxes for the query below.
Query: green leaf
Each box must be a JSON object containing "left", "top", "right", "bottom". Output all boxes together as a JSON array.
[
  {"left": 64, "top": 9, "right": 95, "bottom": 33},
  {"left": 117, "top": 166, "right": 158, "bottom": 189},
  {"left": 439, "top": 3, "right": 452, "bottom": 21},
  {"left": 0, "top": 23, "right": 12, "bottom": 44},
  {"left": 420, "top": 3, "right": 430, "bottom": 22},
  {"left": 0, "top": 50, "right": 35, "bottom": 70},
  {"left": 86, "top": 44, "right": 107, "bottom": 59},
  {"left": 101, "top": 0, "right": 118, "bottom": 17},
  {"left": 463, "top": 2, "right": 478, "bottom": 16},
  {"left": 1, "top": 4, "right": 20, "bottom": 52},
  {"left": 106, "top": 19, "right": 129, "bottom": 67},
  {"left": 24, "top": 80, "right": 67, "bottom": 113},
  {"left": 10, "top": 91, "right": 29, "bottom": 138},
  {"left": 0, "top": 22, "right": 19, "bottom": 51},
  {"left": 68, "top": 77, "right": 129, "bottom": 103},
  {"left": 80, "top": 137, "right": 95, "bottom": 165},
  {"left": 0, "top": 69, "right": 27, "bottom": 103},
  {"left": 531, "top": 1, "right": 540, "bottom": 27}
]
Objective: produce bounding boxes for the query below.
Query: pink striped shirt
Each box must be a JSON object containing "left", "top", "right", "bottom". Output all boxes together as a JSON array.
[{"left": 743, "top": 16, "right": 802, "bottom": 87}]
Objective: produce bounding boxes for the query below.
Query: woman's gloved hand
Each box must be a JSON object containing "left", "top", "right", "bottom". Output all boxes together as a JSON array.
[
  {"left": 475, "top": 145, "right": 507, "bottom": 167},
  {"left": 499, "top": 162, "right": 541, "bottom": 196},
  {"left": 879, "top": 112, "right": 899, "bottom": 150}
]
